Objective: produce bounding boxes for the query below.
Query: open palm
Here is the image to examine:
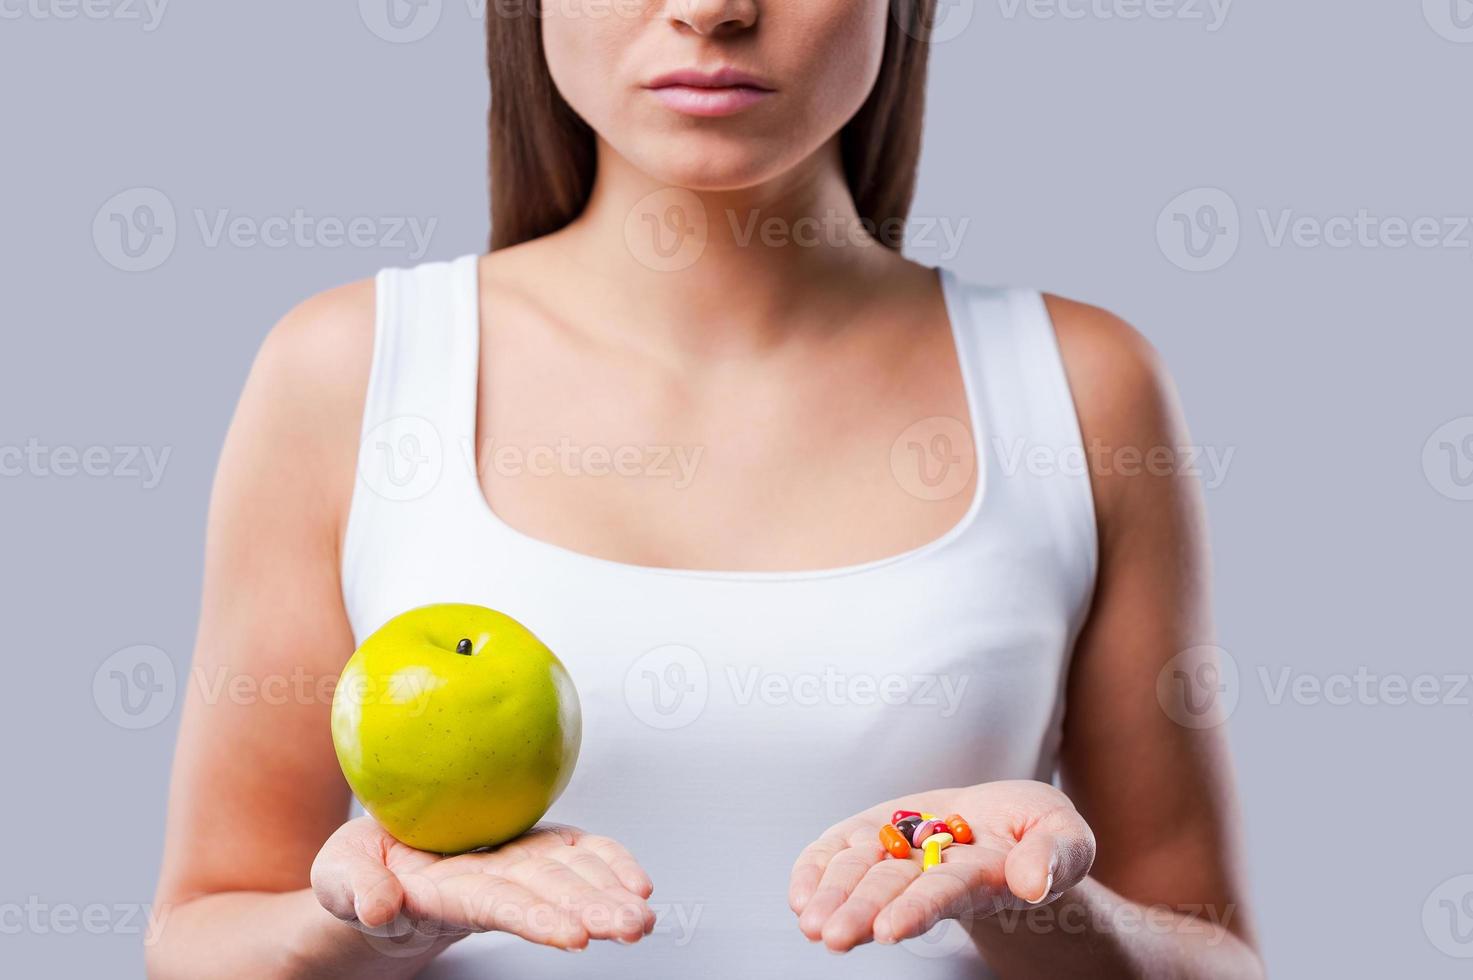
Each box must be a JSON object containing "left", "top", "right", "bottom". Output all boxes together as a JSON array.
[
  {"left": 312, "top": 815, "right": 655, "bottom": 950},
  {"left": 788, "top": 780, "right": 1096, "bottom": 952}
]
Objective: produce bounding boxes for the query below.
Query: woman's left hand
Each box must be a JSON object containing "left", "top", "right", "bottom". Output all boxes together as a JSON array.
[{"left": 788, "top": 780, "right": 1096, "bottom": 952}]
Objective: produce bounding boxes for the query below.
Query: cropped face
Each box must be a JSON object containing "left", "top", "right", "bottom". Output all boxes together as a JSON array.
[{"left": 541, "top": 0, "right": 890, "bottom": 190}]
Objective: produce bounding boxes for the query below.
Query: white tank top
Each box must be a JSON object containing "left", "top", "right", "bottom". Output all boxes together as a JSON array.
[{"left": 341, "top": 254, "right": 1097, "bottom": 977}]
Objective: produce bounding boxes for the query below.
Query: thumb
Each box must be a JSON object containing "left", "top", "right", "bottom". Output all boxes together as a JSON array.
[
  {"left": 311, "top": 825, "right": 406, "bottom": 929},
  {"left": 1002, "top": 819, "right": 1095, "bottom": 907}
]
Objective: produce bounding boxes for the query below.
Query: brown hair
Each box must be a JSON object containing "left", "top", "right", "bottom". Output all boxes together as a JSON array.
[{"left": 486, "top": 1, "right": 937, "bottom": 251}]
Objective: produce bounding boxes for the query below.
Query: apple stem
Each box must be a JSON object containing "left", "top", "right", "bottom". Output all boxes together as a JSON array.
[{"left": 456, "top": 638, "right": 472, "bottom": 655}]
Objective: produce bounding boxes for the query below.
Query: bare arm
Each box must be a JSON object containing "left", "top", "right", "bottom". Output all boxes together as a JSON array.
[
  {"left": 148, "top": 283, "right": 654, "bottom": 978},
  {"left": 965, "top": 297, "right": 1262, "bottom": 977},
  {"left": 146, "top": 282, "right": 428, "bottom": 978}
]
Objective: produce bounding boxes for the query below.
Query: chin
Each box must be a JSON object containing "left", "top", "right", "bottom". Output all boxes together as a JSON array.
[{"left": 623, "top": 131, "right": 804, "bottom": 194}]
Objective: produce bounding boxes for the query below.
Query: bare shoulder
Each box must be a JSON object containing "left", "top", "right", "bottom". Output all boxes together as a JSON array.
[
  {"left": 1043, "top": 294, "right": 1185, "bottom": 447},
  {"left": 255, "top": 277, "right": 376, "bottom": 401},
  {"left": 1042, "top": 295, "right": 1196, "bottom": 529},
  {"left": 219, "top": 277, "right": 377, "bottom": 540}
]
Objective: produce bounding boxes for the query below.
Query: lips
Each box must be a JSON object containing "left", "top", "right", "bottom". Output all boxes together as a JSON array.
[{"left": 644, "top": 67, "right": 776, "bottom": 118}]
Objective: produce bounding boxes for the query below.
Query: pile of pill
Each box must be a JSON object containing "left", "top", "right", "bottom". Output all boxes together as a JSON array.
[{"left": 878, "top": 810, "right": 974, "bottom": 871}]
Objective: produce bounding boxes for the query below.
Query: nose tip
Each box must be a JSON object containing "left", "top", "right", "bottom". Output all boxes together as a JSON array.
[{"left": 668, "top": 0, "right": 758, "bottom": 36}]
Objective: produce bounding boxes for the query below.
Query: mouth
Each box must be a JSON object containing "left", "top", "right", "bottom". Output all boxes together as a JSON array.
[{"left": 644, "top": 68, "right": 776, "bottom": 118}]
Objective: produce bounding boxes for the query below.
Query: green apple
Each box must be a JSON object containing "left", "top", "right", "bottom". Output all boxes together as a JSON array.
[{"left": 331, "top": 603, "right": 581, "bottom": 854}]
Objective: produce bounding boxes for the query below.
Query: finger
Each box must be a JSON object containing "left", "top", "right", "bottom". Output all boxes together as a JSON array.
[
  {"left": 797, "top": 833, "right": 886, "bottom": 941},
  {"left": 414, "top": 873, "right": 587, "bottom": 949},
  {"left": 310, "top": 837, "right": 404, "bottom": 928},
  {"left": 820, "top": 859, "right": 920, "bottom": 952},
  {"left": 874, "top": 853, "right": 1000, "bottom": 943},
  {"left": 501, "top": 855, "right": 646, "bottom": 943},
  {"left": 571, "top": 833, "right": 655, "bottom": 900},
  {"left": 1003, "top": 820, "right": 1094, "bottom": 907},
  {"left": 789, "top": 833, "right": 854, "bottom": 915},
  {"left": 548, "top": 846, "right": 654, "bottom": 941}
]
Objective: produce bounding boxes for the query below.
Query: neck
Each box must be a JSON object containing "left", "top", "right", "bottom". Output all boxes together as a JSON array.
[{"left": 550, "top": 138, "right": 902, "bottom": 355}]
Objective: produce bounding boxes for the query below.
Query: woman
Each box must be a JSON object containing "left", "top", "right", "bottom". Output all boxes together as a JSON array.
[{"left": 149, "top": 1, "right": 1262, "bottom": 977}]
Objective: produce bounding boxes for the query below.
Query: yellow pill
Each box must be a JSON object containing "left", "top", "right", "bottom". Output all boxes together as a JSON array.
[
  {"left": 920, "top": 812, "right": 938, "bottom": 820},
  {"left": 922, "top": 833, "right": 955, "bottom": 871}
]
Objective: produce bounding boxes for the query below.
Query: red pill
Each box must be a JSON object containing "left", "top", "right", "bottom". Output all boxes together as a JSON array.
[
  {"left": 911, "top": 819, "right": 948, "bottom": 847},
  {"left": 891, "top": 809, "right": 922, "bottom": 825},
  {"left": 944, "top": 814, "right": 974, "bottom": 845},
  {"left": 879, "top": 824, "right": 911, "bottom": 859}
]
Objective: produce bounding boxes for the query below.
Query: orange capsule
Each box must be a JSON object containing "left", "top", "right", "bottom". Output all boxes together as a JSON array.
[
  {"left": 878, "top": 824, "right": 911, "bottom": 859},
  {"left": 944, "top": 814, "right": 974, "bottom": 845}
]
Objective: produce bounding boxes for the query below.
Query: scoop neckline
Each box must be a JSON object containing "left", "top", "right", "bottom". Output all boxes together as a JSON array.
[{"left": 456, "top": 255, "right": 989, "bottom": 583}]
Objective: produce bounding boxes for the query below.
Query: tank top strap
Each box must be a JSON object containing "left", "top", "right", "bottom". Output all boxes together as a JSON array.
[
  {"left": 362, "top": 253, "right": 480, "bottom": 452},
  {"left": 942, "top": 271, "right": 1099, "bottom": 607},
  {"left": 342, "top": 254, "right": 482, "bottom": 620}
]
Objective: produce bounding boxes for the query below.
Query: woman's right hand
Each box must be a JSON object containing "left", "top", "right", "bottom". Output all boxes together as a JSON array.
[{"left": 311, "top": 815, "right": 656, "bottom": 951}]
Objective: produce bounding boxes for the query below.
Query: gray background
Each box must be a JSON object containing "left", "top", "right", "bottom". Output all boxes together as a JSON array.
[{"left": 3, "top": 0, "right": 1471, "bottom": 975}]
